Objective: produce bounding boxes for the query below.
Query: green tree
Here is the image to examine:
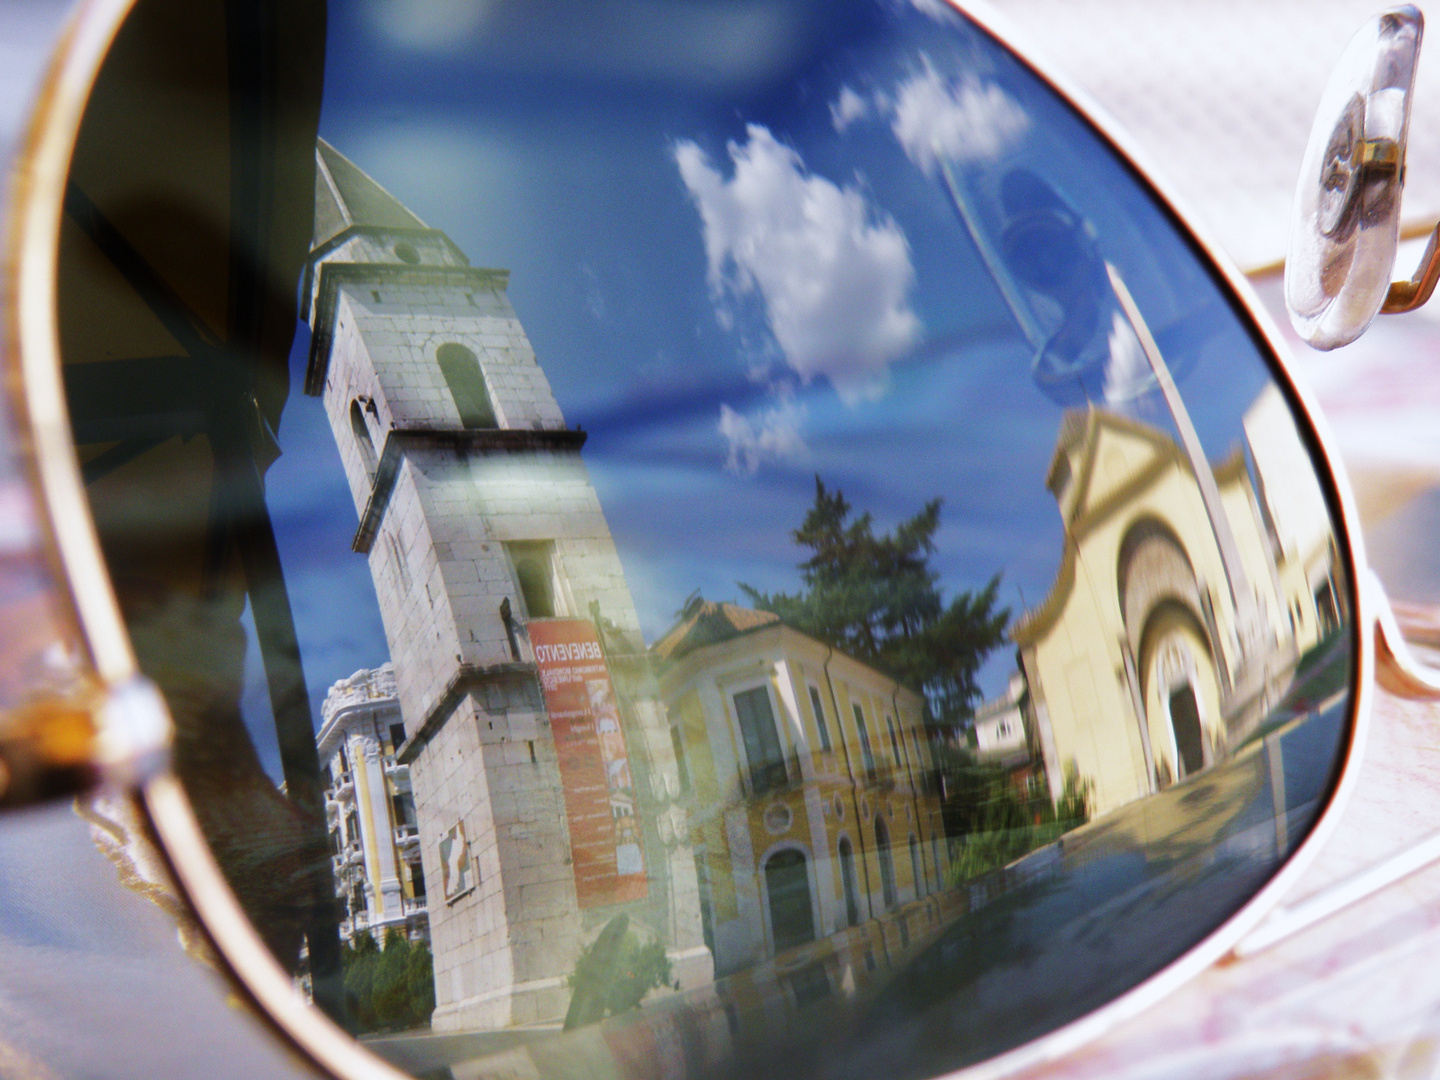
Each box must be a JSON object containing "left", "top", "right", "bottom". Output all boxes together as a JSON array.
[
  {"left": 564, "top": 914, "right": 673, "bottom": 1029},
  {"left": 741, "top": 477, "right": 1009, "bottom": 727},
  {"left": 406, "top": 939, "right": 436, "bottom": 1021},
  {"left": 340, "top": 927, "right": 435, "bottom": 1032},
  {"left": 945, "top": 761, "right": 1091, "bottom": 884}
]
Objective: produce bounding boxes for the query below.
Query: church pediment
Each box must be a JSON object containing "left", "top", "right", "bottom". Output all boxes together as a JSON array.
[{"left": 1054, "top": 408, "right": 1189, "bottom": 532}]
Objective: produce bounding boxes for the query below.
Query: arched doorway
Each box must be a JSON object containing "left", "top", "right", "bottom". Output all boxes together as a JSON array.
[
  {"left": 764, "top": 849, "right": 816, "bottom": 952},
  {"left": 1168, "top": 682, "right": 1204, "bottom": 776},
  {"left": 1119, "top": 518, "right": 1222, "bottom": 785},
  {"left": 875, "top": 815, "right": 897, "bottom": 910},
  {"left": 1139, "top": 602, "right": 1222, "bottom": 782},
  {"left": 837, "top": 837, "right": 860, "bottom": 927}
]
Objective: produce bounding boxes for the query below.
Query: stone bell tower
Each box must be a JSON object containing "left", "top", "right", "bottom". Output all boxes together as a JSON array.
[{"left": 303, "top": 140, "right": 708, "bottom": 1030}]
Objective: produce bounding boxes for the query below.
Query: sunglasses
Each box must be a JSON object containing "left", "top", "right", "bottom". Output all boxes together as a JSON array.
[{"left": 0, "top": 2, "right": 1435, "bottom": 1079}]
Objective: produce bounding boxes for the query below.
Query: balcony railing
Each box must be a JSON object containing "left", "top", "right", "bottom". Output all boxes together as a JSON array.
[{"left": 746, "top": 760, "right": 790, "bottom": 797}]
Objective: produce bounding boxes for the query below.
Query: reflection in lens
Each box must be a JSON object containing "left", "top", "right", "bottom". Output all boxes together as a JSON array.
[{"left": 59, "top": 2, "right": 1354, "bottom": 1079}]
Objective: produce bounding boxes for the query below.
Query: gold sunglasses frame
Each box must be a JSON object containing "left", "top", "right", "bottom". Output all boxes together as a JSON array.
[{"left": 4, "top": 0, "right": 1422, "bottom": 1078}]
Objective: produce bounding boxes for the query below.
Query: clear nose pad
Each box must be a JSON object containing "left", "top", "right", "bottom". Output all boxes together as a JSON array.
[{"left": 1286, "top": 5, "right": 1422, "bottom": 350}]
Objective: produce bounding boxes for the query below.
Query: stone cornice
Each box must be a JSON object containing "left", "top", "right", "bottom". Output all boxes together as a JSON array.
[
  {"left": 395, "top": 661, "right": 538, "bottom": 765},
  {"left": 351, "top": 426, "right": 588, "bottom": 553},
  {"left": 305, "top": 261, "right": 512, "bottom": 395},
  {"left": 299, "top": 225, "right": 472, "bottom": 320}
]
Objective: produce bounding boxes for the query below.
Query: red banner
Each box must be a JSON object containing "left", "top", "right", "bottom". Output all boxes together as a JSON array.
[{"left": 530, "top": 619, "right": 648, "bottom": 908}]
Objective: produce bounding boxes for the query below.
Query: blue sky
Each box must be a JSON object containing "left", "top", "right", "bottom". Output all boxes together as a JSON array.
[{"left": 245, "top": 0, "right": 1283, "bottom": 778}]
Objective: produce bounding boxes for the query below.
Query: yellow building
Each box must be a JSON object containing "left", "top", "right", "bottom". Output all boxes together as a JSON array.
[
  {"left": 653, "top": 600, "right": 949, "bottom": 977},
  {"left": 1013, "top": 394, "right": 1342, "bottom": 818}
]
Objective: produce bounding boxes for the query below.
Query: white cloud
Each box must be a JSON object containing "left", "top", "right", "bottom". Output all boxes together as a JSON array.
[
  {"left": 907, "top": 0, "right": 962, "bottom": 22},
  {"left": 361, "top": 0, "right": 496, "bottom": 53},
  {"left": 1103, "top": 310, "right": 1150, "bottom": 406},
  {"left": 675, "top": 125, "right": 921, "bottom": 405},
  {"left": 830, "top": 85, "right": 870, "bottom": 132},
  {"left": 718, "top": 397, "right": 808, "bottom": 475},
  {"left": 890, "top": 58, "right": 1030, "bottom": 175}
]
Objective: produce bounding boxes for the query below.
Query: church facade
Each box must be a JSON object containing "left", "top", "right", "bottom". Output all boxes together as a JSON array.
[
  {"left": 1013, "top": 394, "right": 1343, "bottom": 818},
  {"left": 303, "top": 141, "right": 709, "bottom": 1030}
]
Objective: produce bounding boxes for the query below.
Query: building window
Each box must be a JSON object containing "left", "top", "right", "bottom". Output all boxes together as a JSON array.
[
  {"left": 875, "top": 814, "right": 897, "bottom": 910},
  {"left": 350, "top": 399, "right": 378, "bottom": 481},
  {"left": 1315, "top": 578, "right": 1340, "bottom": 636},
  {"left": 764, "top": 849, "right": 815, "bottom": 953},
  {"left": 408, "top": 861, "right": 426, "bottom": 900},
  {"left": 436, "top": 342, "right": 498, "bottom": 429},
  {"left": 389, "top": 722, "right": 406, "bottom": 752},
  {"left": 838, "top": 836, "right": 860, "bottom": 927},
  {"left": 506, "top": 540, "right": 558, "bottom": 618},
  {"left": 852, "top": 702, "right": 876, "bottom": 775},
  {"left": 392, "top": 793, "right": 416, "bottom": 828},
  {"left": 807, "top": 685, "right": 832, "bottom": 752},
  {"left": 886, "top": 715, "right": 902, "bottom": 768},
  {"left": 670, "top": 726, "right": 691, "bottom": 794},
  {"left": 694, "top": 852, "right": 715, "bottom": 957},
  {"left": 909, "top": 834, "right": 924, "bottom": 900},
  {"left": 733, "top": 686, "right": 787, "bottom": 795}
]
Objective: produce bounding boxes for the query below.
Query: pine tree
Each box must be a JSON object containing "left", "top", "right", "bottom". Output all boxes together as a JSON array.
[{"left": 741, "top": 477, "right": 1008, "bottom": 727}]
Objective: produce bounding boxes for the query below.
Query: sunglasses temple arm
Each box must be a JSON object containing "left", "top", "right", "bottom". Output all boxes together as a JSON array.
[
  {"left": 1232, "top": 571, "right": 1440, "bottom": 957},
  {"left": 1234, "top": 826, "right": 1440, "bottom": 957},
  {"left": 1381, "top": 221, "right": 1440, "bottom": 315},
  {"left": 1369, "top": 569, "right": 1440, "bottom": 699}
]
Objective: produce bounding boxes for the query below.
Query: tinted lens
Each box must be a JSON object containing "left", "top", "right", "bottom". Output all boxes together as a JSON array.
[{"left": 58, "top": 1, "right": 1355, "bottom": 1077}]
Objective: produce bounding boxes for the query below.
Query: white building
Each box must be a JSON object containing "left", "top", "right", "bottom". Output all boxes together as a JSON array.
[
  {"left": 318, "top": 664, "right": 428, "bottom": 945},
  {"left": 972, "top": 673, "right": 1031, "bottom": 768}
]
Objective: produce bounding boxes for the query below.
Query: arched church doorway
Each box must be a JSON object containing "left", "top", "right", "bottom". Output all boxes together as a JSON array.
[
  {"left": 1140, "top": 602, "right": 1222, "bottom": 782},
  {"left": 1168, "top": 683, "right": 1204, "bottom": 776}
]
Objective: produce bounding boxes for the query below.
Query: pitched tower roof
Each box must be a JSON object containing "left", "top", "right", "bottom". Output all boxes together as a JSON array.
[{"left": 313, "top": 137, "right": 427, "bottom": 248}]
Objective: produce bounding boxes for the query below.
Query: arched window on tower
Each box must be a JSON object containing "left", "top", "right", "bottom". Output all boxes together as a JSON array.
[
  {"left": 436, "top": 342, "right": 498, "bottom": 429},
  {"left": 350, "top": 399, "right": 378, "bottom": 481},
  {"left": 505, "top": 540, "right": 559, "bottom": 618}
]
